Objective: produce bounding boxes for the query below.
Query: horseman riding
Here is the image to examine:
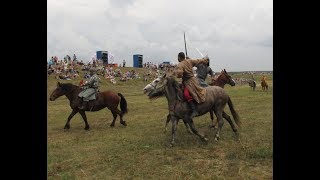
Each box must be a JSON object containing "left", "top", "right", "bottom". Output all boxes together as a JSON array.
[
  {"left": 49, "top": 67, "right": 128, "bottom": 129},
  {"left": 174, "top": 52, "right": 209, "bottom": 118},
  {"left": 78, "top": 68, "right": 101, "bottom": 110},
  {"left": 196, "top": 59, "right": 214, "bottom": 87}
]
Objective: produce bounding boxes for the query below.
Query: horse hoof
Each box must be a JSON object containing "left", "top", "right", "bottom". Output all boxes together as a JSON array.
[
  {"left": 84, "top": 126, "right": 90, "bottom": 130},
  {"left": 215, "top": 137, "right": 219, "bottom": 141},
  {"left": 170, "top": 142, "right": 175, "bottom": 147},
  {"left": 121, "top": 121, "right": 127, "bottom": 126},
  {"left": 201, "top": 136, "right": 209, "bottom": 142},
  {"left": 64, "top": 125, "right": 70, "bottom": 129},
  {"left": 234, "top": 134, "right": 240, "bottom": 141},
  {"left": 110, "top": 124, "right": 115, "bottom": 127}
]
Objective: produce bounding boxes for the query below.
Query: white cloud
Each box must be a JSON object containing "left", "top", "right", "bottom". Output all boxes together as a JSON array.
[{"left": 48, "top": 0, "right": 273, "bottom": 71}]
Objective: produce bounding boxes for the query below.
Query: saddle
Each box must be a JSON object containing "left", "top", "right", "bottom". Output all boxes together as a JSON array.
[
  {"left": 78, "top": 90, "right": 101, "bottom": 110},
  {"left": 88, "top": 91, "right": 100, "bottom": 102}
]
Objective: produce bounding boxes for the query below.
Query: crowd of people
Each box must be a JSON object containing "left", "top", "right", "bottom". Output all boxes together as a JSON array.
[
  {"left": 47, "top": 55, "right": 144, "bottom": 84},
  {"left": 48, "top": 54, "right": 219, "bottom": 86}
]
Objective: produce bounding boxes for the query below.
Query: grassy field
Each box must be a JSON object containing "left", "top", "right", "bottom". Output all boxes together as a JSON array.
[{"left": 47, "top": 68, "right": 273, "bottom": 179}]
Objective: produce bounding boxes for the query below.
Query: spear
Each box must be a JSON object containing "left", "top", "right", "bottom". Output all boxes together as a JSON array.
[
  {"left": 184, "top": 32, "right": 188, "bottom": 57},
  {"left": 195, "top": 47, "right": 204, "bottom": 57}
]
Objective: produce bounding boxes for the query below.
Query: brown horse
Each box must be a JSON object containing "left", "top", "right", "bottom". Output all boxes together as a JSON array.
[
  {"left": 261, "top": 76, "right": 268, "bottom": 91},
  {"left": 49, "top": 82, "right": 128, "bottom": 130},
  {"left": 147, "top": 74, "right": 240, "bottom": 145},
  {"left": 209, "top": 69, "right": 236, "bottom": 88},
  {"left": 208, "top": 69, "right": 236, "bottom": 128}
]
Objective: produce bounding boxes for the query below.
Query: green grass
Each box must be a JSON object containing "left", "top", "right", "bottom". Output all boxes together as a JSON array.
[{"left": 48, "top": 68, "right": 273, "bottom": 179}]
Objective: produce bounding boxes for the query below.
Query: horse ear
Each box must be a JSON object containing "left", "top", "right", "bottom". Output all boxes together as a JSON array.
[
  {"left": 57, "top": 82, "right": 61, "bottom": 87},
  {"left": 224, "top": 69, "right": 226, "bottom": 72}
]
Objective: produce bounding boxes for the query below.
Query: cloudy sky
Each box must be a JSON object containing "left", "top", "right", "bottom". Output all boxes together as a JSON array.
[{"left": 47, "top": 0, "right": 273, "bottom": 71}]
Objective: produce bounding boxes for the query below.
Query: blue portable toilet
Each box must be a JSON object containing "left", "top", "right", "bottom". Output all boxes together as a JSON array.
[
  {"left": 96, "top": 51, "right": 108, "bottom": 65},
  {"left": 133, "top": 54, "right": 143, "bottom": 68}
]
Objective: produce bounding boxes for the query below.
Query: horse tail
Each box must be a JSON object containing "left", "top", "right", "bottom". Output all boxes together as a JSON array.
[
  {"left": 227, "top": 96, "right": 241, "bottom": 127},
  {"left": 118, "top": 93, "right": 128, "bottom": 114}
]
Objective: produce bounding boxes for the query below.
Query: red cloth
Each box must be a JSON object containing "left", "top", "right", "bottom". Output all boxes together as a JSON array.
[
  {"left": 184, "top": 87, "right": 193, "bottom": 102},
  {"left": 79, "top": 80, "right": 84, "bottom": 86}
]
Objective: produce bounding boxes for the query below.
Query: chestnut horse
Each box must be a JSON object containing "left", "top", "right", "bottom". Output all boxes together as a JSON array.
[
  {"left": 209, "top": 69, "right": 236, "bottom": 88},
  {"left": 49, "top": 82, "right": 128, "bottom": 130},
  {"left": 261, "top": 76, "right": 268, "bottom": 91}
]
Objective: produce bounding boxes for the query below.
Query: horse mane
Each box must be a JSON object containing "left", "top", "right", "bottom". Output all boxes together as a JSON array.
[
  {"left": 149, "top": 76, "right": 184, "bottom": 101},
  {"left": 167, "top": 77, "right": 184, "bottom": 101},
  {"left": 60, "top": 83, "right": 79, "bottom": 92}
]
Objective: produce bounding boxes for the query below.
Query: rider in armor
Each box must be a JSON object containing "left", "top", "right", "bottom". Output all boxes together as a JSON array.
[
  {"left": 78, "top": 68, "right": 100, "bottom": 110},
  {"left": 196, "top": 59, "right": 214, "bottom": 87}
]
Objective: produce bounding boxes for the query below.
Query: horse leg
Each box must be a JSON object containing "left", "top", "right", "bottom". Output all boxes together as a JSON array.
[
  {"left": 170, "top": 116, "right": 178, "bottom": 146},
  {"left": 110, "top": 110, "right": 118, "bottom": 127},
  {"left": 209, "top": 111, "right": 217, "bottom": 128},
  {"left": 64, "top": 109, "right": 78, "bottom": 129},
  {"left": 182, "top": 118, "right": 193, "bottom": 134},
  {"left": 119, "top": 112, "right": 127, "bottom": 126},
  {"left": 117, "top": 108, "right": 127, "bottom": 126},
  {"left": 185, "top": 116, "right": 208, "bottom": 142},
  {"left": 164, "top": 114, "right": 170, "bottom": 132},
  {"left": 78, "top": 110, "right": 90, "bottom": 130},
  {"left": 109, "top": 107, "right": 126, "bottom": 127},
  {"left": 214, "top": 110, "right": 224, "bottom": 141},
  {"left": 222, "top": 111, "right": 239, "bottom": 139}
]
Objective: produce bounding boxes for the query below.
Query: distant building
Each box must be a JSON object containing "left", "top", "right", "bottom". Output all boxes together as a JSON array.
[
  {"left": 96, "top": 51, "right": 108, "bottom": 65},
  {"left": 133, "top": 54, "right": 143, "bottom": 68}
]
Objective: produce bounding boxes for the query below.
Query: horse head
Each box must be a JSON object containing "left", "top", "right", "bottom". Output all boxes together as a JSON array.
[
  {"left": 143, "top": 76, "right": 162, "bottom": 94},
  {"left": 49, "top": 82, "right": 76, "bottom": 101},
  {"left": 220, "top": 69, "right": 236, "bottom": 86},
  {"left": 146, "top": 74, "right": 169, "bottom": 99},
  {"left": 146, "top": 74, "right": 183, "bottom": 102}
]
